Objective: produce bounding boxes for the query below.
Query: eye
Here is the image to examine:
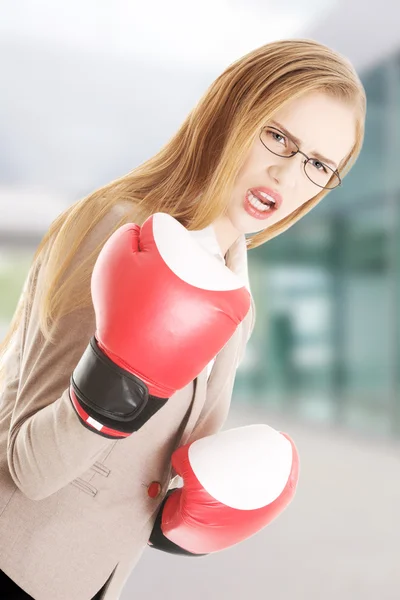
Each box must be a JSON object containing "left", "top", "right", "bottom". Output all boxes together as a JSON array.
[
  {"left": 269, "top": 130, "right": 286, "bottom": 145},
  {"left": 309, "top": 159, "right": 329, "bottom": 174}
]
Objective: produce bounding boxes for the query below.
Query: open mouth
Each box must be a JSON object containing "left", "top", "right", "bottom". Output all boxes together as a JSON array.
[{"left": 246, "top": 190, "right": 276, "bottom": 212}]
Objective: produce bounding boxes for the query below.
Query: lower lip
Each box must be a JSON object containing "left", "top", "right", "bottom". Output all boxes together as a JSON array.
[{"left": 243, "top": 191, "right": 277, "bottom": 220}]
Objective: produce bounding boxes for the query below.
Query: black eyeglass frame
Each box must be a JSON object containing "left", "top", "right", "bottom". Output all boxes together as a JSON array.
[{"left": 259, "top": 126, "right": 342, "bottom": 190}]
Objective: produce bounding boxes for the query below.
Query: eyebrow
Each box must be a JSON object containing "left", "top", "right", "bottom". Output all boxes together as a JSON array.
[{"left": 269, "top": 120, "right": 338, "bottom": 170}]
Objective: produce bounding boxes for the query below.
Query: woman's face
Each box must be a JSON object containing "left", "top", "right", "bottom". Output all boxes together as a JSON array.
[{"left": 213, "top": 91, "right": 357, "bottom": 254}]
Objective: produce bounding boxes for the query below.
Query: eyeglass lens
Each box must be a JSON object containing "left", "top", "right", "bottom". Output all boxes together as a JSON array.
[{"left": 260, "top": 127, "right": 340, "bottom": 189}]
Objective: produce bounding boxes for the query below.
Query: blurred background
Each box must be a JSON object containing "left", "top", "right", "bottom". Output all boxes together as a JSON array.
[{"left": 1, "top": 1, "right": 399, "bottom": 599}]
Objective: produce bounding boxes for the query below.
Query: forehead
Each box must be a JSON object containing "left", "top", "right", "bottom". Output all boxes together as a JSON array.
[{"left": 270, "top": 92, "right": 356, "bottom": 166}]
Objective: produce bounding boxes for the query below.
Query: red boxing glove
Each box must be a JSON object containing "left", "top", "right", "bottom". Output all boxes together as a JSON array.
[
  {"left": 70, "top": 213, "right": 251, "bottom": 438},
  {"left": 149, "top": 424, "right": 299, "bottom": 555}
]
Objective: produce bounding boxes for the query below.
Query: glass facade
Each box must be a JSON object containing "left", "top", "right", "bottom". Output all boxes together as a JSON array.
[{"left": 236, "top": 56, "right": 400, "bottom": 438}]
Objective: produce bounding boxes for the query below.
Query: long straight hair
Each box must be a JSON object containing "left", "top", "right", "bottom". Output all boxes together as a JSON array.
[{"left": 0, "top": 38, "right": 366, "bottom": 380}]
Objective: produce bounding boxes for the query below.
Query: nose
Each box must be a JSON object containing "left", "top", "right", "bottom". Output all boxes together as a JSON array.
[{"left": 268, "top": 154, "right": 304, "bottom": 188}]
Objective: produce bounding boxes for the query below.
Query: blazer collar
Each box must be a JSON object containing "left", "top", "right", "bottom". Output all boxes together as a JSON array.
[{"left": 224, "top": 231, "right": 251, "bottom": 293}]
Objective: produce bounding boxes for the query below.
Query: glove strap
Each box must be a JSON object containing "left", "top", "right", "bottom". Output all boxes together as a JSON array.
[{"left": 70, "top": 335, "right": 168, "bottom": 439}]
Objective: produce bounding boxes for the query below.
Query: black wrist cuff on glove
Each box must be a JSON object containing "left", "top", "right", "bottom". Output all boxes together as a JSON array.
[
  {"left": 70, "top": 335, "right": 168, "bottom": 438},
  {"left": 149, "top": 490, "right": 207, "bottom": 557}
]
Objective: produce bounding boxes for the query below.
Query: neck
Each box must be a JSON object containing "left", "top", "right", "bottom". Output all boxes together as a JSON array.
[{"left": 211, "top": 215, "right": 241, "bottom": 258}]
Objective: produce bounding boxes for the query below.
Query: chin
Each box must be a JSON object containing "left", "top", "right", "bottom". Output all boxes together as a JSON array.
[{"left": 227, "top": 207, "right": 269, "bottom": 236}]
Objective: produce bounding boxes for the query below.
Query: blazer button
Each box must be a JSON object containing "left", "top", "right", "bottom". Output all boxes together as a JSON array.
[{"left": 147, "top": 481, "right": 162, "bottom": 499}]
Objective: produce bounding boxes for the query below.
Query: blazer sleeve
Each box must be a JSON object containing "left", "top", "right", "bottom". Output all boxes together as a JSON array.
[{"left": 6, "top": 206, "right": 131, "bottom": 501}]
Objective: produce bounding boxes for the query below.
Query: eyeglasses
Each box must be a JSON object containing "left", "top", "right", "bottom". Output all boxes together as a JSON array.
[{"left": 259, "top": 126, "right": 342, "bottom": 190}]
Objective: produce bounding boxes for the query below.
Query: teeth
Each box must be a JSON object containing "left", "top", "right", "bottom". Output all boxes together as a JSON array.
[
  {"left": 253, "top": 190, "right": 276, "bottom": 205},
  {"left": 258, "top": 191, "right": 276, "bottom": 205},
  {"left": 247, "top": 191, "right": 272, "bottom": 212}
]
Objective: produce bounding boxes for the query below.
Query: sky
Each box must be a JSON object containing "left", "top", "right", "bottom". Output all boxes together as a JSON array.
[{"left": 0, "top": 0, "right": 338, "bottom": 69}]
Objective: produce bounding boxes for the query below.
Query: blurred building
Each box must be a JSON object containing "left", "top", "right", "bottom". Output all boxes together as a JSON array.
[{"left": 235, "top": 59, "right": 400, "bottom": 440}]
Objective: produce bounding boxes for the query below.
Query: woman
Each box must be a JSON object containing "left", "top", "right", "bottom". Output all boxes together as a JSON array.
[{"left": 0, "top": 38, "right": 366, "bottom": 599}]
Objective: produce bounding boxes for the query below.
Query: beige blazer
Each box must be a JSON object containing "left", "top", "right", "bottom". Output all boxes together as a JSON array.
[{"left": 0, "top": 203, "right": 256, "bottom": 600}]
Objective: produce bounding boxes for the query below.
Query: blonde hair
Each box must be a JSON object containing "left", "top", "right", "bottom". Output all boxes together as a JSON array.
[{"left": 0, "top": 38, "right": 366, "bottom": 381}]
